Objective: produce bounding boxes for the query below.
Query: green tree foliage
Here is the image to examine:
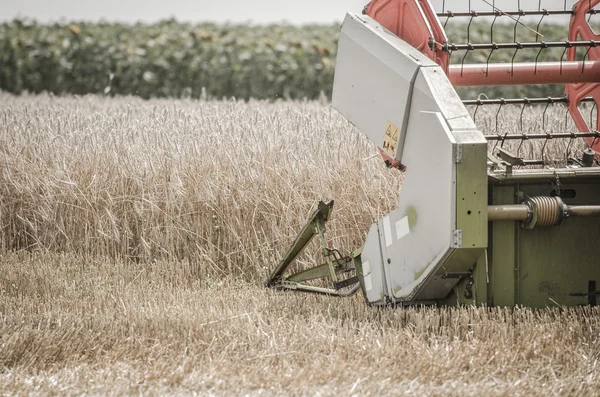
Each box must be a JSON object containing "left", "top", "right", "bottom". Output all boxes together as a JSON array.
[{"left": 0, "top": 19, "right": 583, "bottom": 100}]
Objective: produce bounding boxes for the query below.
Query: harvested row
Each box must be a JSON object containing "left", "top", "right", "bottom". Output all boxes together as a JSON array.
[{"left": 1, "top": 252, "right": 599, "bottom": 395}]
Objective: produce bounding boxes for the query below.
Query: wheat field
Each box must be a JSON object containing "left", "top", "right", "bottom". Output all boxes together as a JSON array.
[{"left": 1, "top": 93, "right": 599, "bottom": 396}]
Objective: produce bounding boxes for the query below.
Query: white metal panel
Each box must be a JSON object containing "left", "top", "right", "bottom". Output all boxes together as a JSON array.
[
  {"left": 332, "top": 13, "right": 437, "bottom": 162},
  {"left": 385, "top": 111, "right": 455, "bottom": 300},
  {"left": 361, "top": 222, "right": 387, "bottom": 304},
  {"left": 333, "top": 13, "right": 486, "bottom": 304}
]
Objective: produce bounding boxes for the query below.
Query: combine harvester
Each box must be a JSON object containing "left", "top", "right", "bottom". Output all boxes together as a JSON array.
[{"left": 266, "top": 0, "right": 600, "bottom": 307}]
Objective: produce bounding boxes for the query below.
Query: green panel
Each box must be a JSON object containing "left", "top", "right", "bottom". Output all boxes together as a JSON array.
[
  {"left": 439, "top": 252, "right": 490, "bottom": 306},
  {"left": 490, "top": 185, "right": 517, "bottom": 307},
  {"left": 456, "top": 143, "right": 488, "bottom": 248},
  {"left": 515, "top": 182, "right": 600, "bottom": 308},
  {"left": 488, "top": 179, "right": 600, "bottom": 308},
  {"left": 473, "top": 252, "right": 490, "bottom": 306}
]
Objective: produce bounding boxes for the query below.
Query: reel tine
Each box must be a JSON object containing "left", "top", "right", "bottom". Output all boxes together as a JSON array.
[
  {"left": 473, "top": 100, "right": 480, "bottom": 123},
  {"left": 490, "top": 14, "right": 497, "bottom": 43},
  {"left": 516, "top": 135, "right": 525, "bottom": 157},
  {"left": 510, "top": 43, "right": 523, "bottom": 76},
  {"left": 582, "top": 45, "right": 593, "bottom": 72},
  {"left": 535, "top": 11, "right": 547, "bottom": 42},
  {"left": 541, "top": 135, "right": 549, "bottom": 164},
  {"left": 564, "top": 100, "right": 570, "bottom": 130},
  {"left": 495, "top": 99, "right": 506, "bottom": 150},
  {"left": 542, "top": 98, "right": 551, "bottom": 131},
  {"left": 460, "top": 46, "right": 471, "bottom": 76},
  {"left": 534, "top": 42, "right": 548, "bottom": 74},
  {"left": 566, "top": 132, "right": 575, "bottom": 161},
  {"left": 467, "top": 14, "right": 474, "bottom": 43},
  {"left": 513, "top": 13, "right": 521, "bottom": 43},
  {"left": 519, "top": 97, "right": 530, "bottom": 131},
  {"left": 560, "top": 45, "right": 569, "bottom": 74},
  {"left": 495, "top": 99, "right": 503, "bottom": 133},
  {"left": 485, "top": 45, "right": 496, "bottom": 76}
]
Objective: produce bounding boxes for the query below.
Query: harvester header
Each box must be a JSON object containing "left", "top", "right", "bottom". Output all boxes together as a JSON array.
[{"left": 266, "top": 0, "right": 600, "bottom": 308}]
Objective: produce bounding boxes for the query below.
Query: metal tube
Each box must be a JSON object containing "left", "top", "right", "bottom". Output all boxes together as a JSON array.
[
  {"left": 437, "top": 10, "right": 599, "bottom": 18},
  {"left": 567, "top": 206, "right": 600, "bottom": 217},
  {"left": 485, "top": 132, "right": 600, "bottom": 140},
  {"left": 487, "top": 205, "right": 530, "bottom": 221},
  {"left": 449, "top": 61, "right": 600, "bottom": 86},
  {"left": 446, "top": 41, "right": 600, "bottom": 51},
  {"left": 463, "top": 97, "right": 568, "bottom": 106},
  {"left": 488, "top": 204, "right": 600, "bottom": 221},
  {"left": 462, "top": 97, "right": 596, "bottom": 106}
]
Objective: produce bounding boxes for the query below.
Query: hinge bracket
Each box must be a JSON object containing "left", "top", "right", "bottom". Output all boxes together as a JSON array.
[
  {"left": 455, "top": 144, "right": 463, "bottom": 163},
  {"left": 452, "top": 229, "right": 463, "bottom": 248}
]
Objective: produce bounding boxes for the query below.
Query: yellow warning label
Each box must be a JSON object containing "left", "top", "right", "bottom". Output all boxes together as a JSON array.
[{"left": 382, "top": 121, "right": 399, "bottom": 158}]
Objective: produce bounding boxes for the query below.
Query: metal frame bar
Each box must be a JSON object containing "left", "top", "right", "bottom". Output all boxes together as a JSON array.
[
  {"left": 437, "top": 10, "right": 599, "bottom": 18},
  {"left": 264, "top": 200, "right": 360, "bottom": 297},
  {"left": 485, "top": 131, "right": 600, "bottom": 140},
  {"left": 444, "top": 40, "right": 598, "bottom": 52}
]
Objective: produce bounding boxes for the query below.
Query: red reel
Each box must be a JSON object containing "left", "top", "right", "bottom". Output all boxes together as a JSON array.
[
  {"left": 566, "top": 0, "right": 600, "bottom": 153},
  {"left": 365, "top": 0, "right": 449, "bottom": 72}
]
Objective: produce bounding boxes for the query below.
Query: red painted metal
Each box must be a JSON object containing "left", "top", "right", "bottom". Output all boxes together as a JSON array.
[
  {"left": 565, "top": 0, "right": 600, "bottom": 152},
  {"left": 365, "top": 0, "right": 600, "bottom": 155},
  {"left": 449, "top": 61, "right": 600, "bottom": 86},
  {"left": 365, "top": 0, "right": 448, "bottom": 72}
]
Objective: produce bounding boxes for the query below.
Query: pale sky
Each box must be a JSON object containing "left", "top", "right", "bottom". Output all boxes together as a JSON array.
[{"left": 0, "top": 0, "right": 580, "bottom": 24}]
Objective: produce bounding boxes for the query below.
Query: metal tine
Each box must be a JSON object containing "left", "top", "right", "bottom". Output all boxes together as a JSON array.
[
  {"left": 541, "top": 95, "right": 552, "bottom": 163},
  {"left": 510, "top": 44, "right": 523, "bottom": 76},
  {"left": 513, "top": 12, "right": 522, "bottom": 43},
  {"left": 460, "top": 46, "right": 471, "bottom": 76},
  {"left": 582, "top": 44, "right": 595, "bottom": 72},
  {"left": 534, "top": 42, "right": 548, "bottom": 74},
  {"left": 590, "top": 101, "right": 597, "bottom": 130},
  {"left": 494, "top": 100, "right": 506, "bottom": 151},
  {"left": 564, "top": 104, "right": 570, "bottom": 161},
  {"left": 485, "top": 44, "right": 497, "bottom": 76},
  {"left": 535, "top": 10, "right": 548, "bottom": 42},
  {"left": 541, "top": 134, "right": 550, "bottom": 164},
  {"left": 560, "top": 44, "right": 570, "bottom": 75},
  {"left": 495, "top": 99, "right": 504, "bottom": 134},
  {"left": 519, "top": 98, "right": 530, "bottom": 131},
  {"left": 467, "top": 13, "right": 474, "bottom": 43},
  {"left": 516, "top": 98, "right": 530, "bottom": 155},
  {"left": 566, "top": 134, "right": 574, "bottom": 161},
  {"left": 542, "top": 99, "right": 551, "bottom": 131},
  {"left": 490, "top": 14, "right": 497, "bottom": 43},
  {"left": 565, "top": 108, "right": 575, "bottom": 160},
  {"left": 516, "top": 134, "right": 526, "bottom": 157},
  {"left": 512, "top": 4, "right": 523, "bottom": 76}
]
